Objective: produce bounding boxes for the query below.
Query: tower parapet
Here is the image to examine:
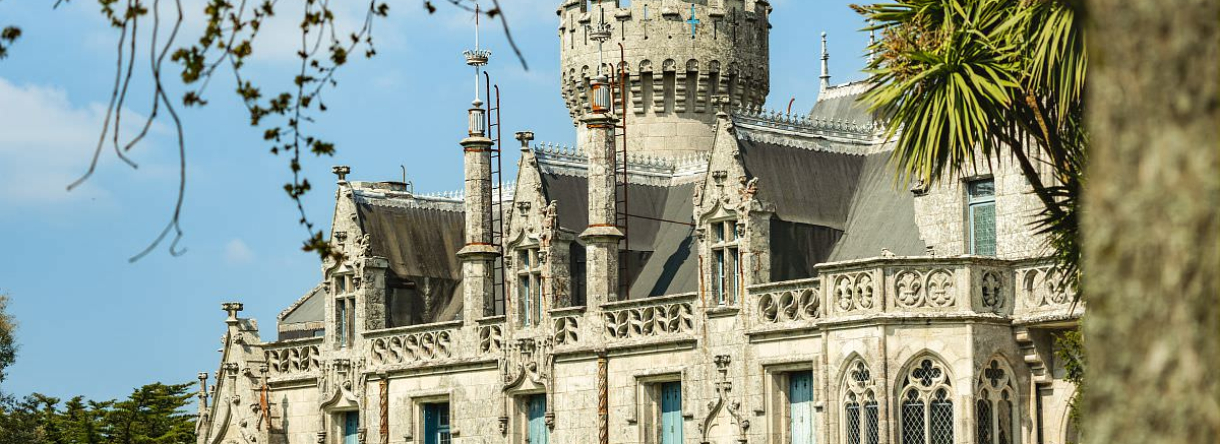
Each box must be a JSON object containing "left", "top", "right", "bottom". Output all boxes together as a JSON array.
[{"left": 559, "top": 0, "right": 771, "bottom": 157}]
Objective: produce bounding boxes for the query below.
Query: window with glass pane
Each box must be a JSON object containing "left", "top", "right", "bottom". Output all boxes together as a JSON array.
[
  {"left": 709, "top": 219, "right": 741, "bottom": 305},
  {"left": 899, "top": 358, "right": 954, "bottom": 444},
  {"left": 336, "top": 301, "right": 348, "bottom": 349},
  {"left": 423, "top": 403, "right": 451, "bottom": 444},
  {"left": 968, "top": 179, "right": 996, "bottom": 256},
  {"left": 976, "top": 358, "right": 1017, "bottom": 444},
  {"left": 843, "top": 360, "right": 877, "bottom": 444},
  {"left": 517, "top": 248, "right": 544, "bottom": 326}
]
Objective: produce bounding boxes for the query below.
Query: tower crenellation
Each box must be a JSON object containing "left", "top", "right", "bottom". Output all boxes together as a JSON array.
[{"left": 559, "top": 0, "right": 771, "bottom": 157}]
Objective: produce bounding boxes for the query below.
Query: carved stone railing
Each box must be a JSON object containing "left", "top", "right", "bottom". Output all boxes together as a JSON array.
[
  {"left": 815, "top": 257, "right": 1028, "bottom": 319},
  {"left": 550, "top": 306, "right": 585, "bottom": 347},
  {"left": 264, "top": 337, "right": 323, "bottom": 378},
  {"left": 366, "top": 320, "right": 461, "bottom": 367},
  {"left": 1012, "top": 261, "right": 1082, "bottom": 323},
  {"left": 478, "top": 316, "right": 506, "bottom": 355},
  {"left": 749, "top": 278, "right": 822, "bottom": 329},
  {"left": 601, "top": 293, "right": 697, "bottom": 340}
]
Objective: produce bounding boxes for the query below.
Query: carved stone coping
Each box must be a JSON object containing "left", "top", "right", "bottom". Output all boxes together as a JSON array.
[
  {"left": 364, "top": 359, "right": 500, "bottom": 379},
  {"left": 363, "top": 320, "right": 463, "bottom": 340},
  {"left": 477, "top": 315, "right": 507, "bottom": 326},
  {"left": 263, "top": 336, "right": 324, "bottom": 350},
  {"left": 549, "top": 306, "right": 587, "bottom": 317},
  {"left": 1012, "top": 309, "right": 1084, "bottom": 327},
  {"left": 816, "top": 255, "right": 1020, "bottom": 274},
  {"left": 600, "top": 292, "right": 697, "bottom": 311},
  {"left": 747, "top": 277, "right": 821, "bottom": 296}
]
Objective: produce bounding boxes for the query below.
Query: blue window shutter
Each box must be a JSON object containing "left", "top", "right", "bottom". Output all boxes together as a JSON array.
[
  {"left": 528, "top": 395, "right": 549, "bottom": 444},
  {"left": 661, "top": 382, "right": 683, "bottom": 444},
  {"left": 789, "top": 371, "right": 814, "bottom": 444},
  {"left": 424, "top": 404, "right": 438, "bottom": 444},
  {"left": 343, "top": 412, "right": 360, "bottom": 444}
]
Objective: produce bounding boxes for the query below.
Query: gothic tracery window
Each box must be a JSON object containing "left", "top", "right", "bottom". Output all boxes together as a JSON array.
[
  {"left": 842, "top": 359, "right": 879, "bottom": 444},
  {"left": 899, "top": 357, "right": 954, "bottom": 444},
  {"left": 976, "top": 358, "right": 1017, "bottom": 444}
]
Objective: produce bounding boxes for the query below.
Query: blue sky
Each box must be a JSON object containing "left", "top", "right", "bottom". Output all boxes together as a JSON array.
[{"left": 0, "top": 0, "right": 871, "bottom": 401}]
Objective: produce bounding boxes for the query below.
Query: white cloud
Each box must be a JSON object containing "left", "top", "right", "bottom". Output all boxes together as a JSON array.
[
  {"left": 0, "top": 78, "right": 121, "bottom": 205},
  {"left": 224, "top": 239, "right": 255, "bottom": 264}
]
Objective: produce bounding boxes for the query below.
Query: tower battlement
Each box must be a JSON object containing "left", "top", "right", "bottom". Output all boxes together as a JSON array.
[{"left": 559, "top": 0, "right": 771, "bottom": 157}]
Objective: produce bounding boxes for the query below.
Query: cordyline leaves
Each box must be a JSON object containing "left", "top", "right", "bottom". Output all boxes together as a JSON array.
[{"left": 855, "top": 0, "right": 1086, "bottom": 292}]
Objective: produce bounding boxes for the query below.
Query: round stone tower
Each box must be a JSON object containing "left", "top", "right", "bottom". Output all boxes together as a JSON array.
[{"left": 559, "top": 0, "right": 771, "bottom": 157}]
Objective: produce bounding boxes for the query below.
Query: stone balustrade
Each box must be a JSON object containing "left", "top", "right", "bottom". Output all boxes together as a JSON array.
[
  {"left": 549, "top": 306, "right": 585, "bottom": 347},
  {"left": 601, "top": 293, "right": 697, "bottom": 340},
  {"left": 748, "top": 278, "right": 822, "bottom": 329},
  {"left": 1012, "top": 260, "right": 1082, "bottom": 323},
  {"left": 478, "top": 315, "right": 506, "bottom": 355},
  {"left": 743, "top": 257, "right": 1079, "bottom": 333},
  {"left": 264, "top": 337, "right": 323, "bottom": 378},
  {"left": 365, "top": 320, "right": 461, "bottom": 367}
]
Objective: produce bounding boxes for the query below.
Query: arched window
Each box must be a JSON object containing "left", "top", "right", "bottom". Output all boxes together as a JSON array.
[
  {"left": 976, "top": 358, "right": 1017, "bottom": 444},
  {"left": 899, "top": 357, "right": 954, "bottom": 444},
  {"left": 842, "top": 359, "right": 879, "bottom": 444}
]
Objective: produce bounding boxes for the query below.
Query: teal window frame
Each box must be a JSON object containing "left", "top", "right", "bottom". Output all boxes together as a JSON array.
[
  {"left": 517, "top": 248, "right": 543, "bottom": 326},
  {"left": 967, "top": 179, "right": 997, "bottom": 256},
  {"left": 709, "top": 220, "right": 740, "bottom": 306},
  {"left": 423, "top": 402, "right": 451, "bottom": 444}
]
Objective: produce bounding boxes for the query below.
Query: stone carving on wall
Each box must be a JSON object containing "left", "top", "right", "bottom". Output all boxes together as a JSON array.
[
  {"left": 834, "top": 272, "right": 876, "bottom": 312},
  {"left": 368, "top": 328, "right": 454, "bottom": 366},
  {"left": 603, "top": 301, "right": 694, "bottom": 339},
  {"left": 699, "top": 355, "right": 748, "bottom": 444},
  {"left": 479, "top": 324, "right": 503, "bottom": 354},
  {"left": 499, "top": 337, "right": 557, "bottom": 434},
  {"left": 757, "top": 286, "right": 820, "bottom": 324},
  {"left": 552, "top": 315, "right": 580, "bottom": 345},
  {"left": 265, "top": 342, "right": 322, "bottom": 377},
  {"left": 980, "top": 271, "right": 1004, "bottom": 311},
  {"left": 1019, "top": 266, "right": 1074, "bottom": 307},
  {"left": 893, "top": 269, "right": 957, "bottom": 309}
]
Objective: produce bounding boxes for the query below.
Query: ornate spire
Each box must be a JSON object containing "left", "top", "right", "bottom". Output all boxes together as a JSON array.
[
  {"left": 820, "top": 32, "right": 830, "bottom": 91},
  {"left": 463, "top": 4, "right": 491, "bottom": 135},
  {"left": 462, "top": 4, "right": 491, "bottom": 102}
]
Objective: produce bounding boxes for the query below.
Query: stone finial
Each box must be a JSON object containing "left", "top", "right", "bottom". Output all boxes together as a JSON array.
[
  {"left": 332, "top": 165, "right": 351, "bottom": 182},
  {"left": 820, "top": 32, "right": 831, "bottom": 91},
  {"left": 222, "top": 302, "right": 244, "bottom": 324},
  {"left": 515, "top": 131, "right": 535, "bottom": 151}
]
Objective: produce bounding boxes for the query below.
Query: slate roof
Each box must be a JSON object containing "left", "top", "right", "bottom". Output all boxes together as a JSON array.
[
  {"left": 539, "top": 172, "right": 699, "bottom": 298},
  {"left": 737, "top": 128, "right": 925, "bottom": 280},
  {"left": 353, "top": 192, "right": 466, "bottom": 323},
  {"left": 809, "top": 81, "right": 877, "bottom": 124},
  {"left": 281, "top": 284, "right": 326, "bottom": 324}
]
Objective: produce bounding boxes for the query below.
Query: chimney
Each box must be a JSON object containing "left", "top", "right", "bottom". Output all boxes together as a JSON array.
[
  {"left": 456, "top": 12, "right": 499, "bottom": 325},
  {"left": 579, "top": 73, "right": 624, "bottom": 305}
]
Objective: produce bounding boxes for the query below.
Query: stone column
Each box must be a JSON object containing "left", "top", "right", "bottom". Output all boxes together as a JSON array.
[
  {"left": 580, "top": 77, "right": 624, "bottom": 306},
  {"left": 457, "top": 99, "right": 500, "bottom": 325}
]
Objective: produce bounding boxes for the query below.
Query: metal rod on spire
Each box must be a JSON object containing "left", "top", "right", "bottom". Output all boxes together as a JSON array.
[{"left": 464, "top": 3, "right": 492, "bottom": 104}]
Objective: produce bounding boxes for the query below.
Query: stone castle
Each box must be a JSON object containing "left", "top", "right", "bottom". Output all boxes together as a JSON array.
[{"left": 196, "top": 1, "right": 1082, "bottom": 444}]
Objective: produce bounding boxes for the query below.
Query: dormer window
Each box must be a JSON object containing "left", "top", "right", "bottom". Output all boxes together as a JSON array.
[
  {"left": 710, "top": 219, "right": 741, "bottom": 305},
  {"left": 517, "top": 247, "right": 544, "bottom": 326},
  {"left": 967, "top": 179, "right": 997, "bottom": 256},
  {"left": 332, "top": 272, "right": 355, "bottom": 349}
]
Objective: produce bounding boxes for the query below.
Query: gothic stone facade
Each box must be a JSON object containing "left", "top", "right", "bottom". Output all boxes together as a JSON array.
[{"left": 195, "top": 2, "right": 1081, "bottom": 444}]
